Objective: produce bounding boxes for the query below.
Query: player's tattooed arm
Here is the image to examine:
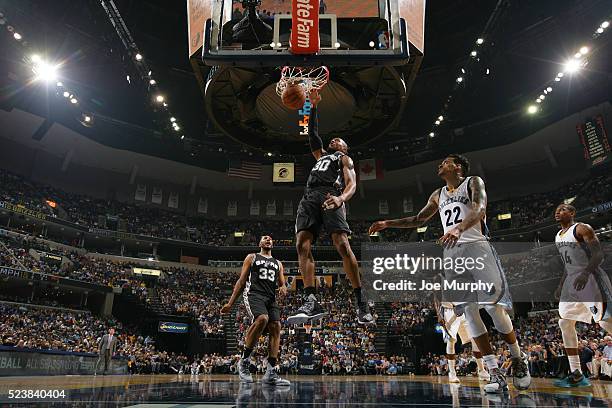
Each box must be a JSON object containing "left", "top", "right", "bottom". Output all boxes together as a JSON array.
[
  {"left": 221, "top": 254, "right": 254, "bottom": 313},
  {"left": 368, "top": 189, "right": 440, "bottom": 233},
  {"left": 572, "top": 223, "right": 604, "bottom": 291},
  {"left": 456, "top": 176, "right": 487, "bottom": 233}
]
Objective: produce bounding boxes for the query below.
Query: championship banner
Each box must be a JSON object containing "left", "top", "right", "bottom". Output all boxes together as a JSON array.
[
  {"left": 197, "top": 197, "right": 208, "bottom": 214},
  {"left": 135, "top": 184, "right": 147, "bottom": 202},
  {"left": 151, "top": 187, "right": 163, "bottom": 204},
  {"left": 250, "top": 200, "right": 260, "bottom": 216},
  {"left": 379, "top": 199, "right": 389, "bottom": 215},
  {"left": 266, "top": 200, "right": 277, "bottom": 216},
  {"left": 283, "top": 200, "right": 293, "bottom": 216},
  {"left": 577, "top": 115, "right": 611, "bottom": 167},
  {"left": 273, "top": 163, "right": 295, "bottom": 183},
  {"left": 168, "top": 192, "right": 179, "bottom": 209},
  {"left": 290, "top": 0, "right": 320, "bottom": 54},
  {"left": 227, "top": 201, "right": 238, "bottom": 216}
]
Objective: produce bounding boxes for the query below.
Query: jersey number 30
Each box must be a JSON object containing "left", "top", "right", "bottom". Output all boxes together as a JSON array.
[
  {"left": 258, "top": 268, "right": 276, "bottom": 281},
  {"left": 313, "top": 159, "right": 331, "bottom": 172},
  {"left": 444, "top": 207, "right": 463, "bottom": 227}
]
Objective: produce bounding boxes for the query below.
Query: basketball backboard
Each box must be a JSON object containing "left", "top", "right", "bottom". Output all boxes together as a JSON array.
[{"left": 200, "top": 0, "right": 415, "bottom": 67}]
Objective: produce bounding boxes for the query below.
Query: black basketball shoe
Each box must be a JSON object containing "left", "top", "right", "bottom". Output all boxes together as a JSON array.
[{"left": 286, "top": 294, "right": 327, "bottom": 325}]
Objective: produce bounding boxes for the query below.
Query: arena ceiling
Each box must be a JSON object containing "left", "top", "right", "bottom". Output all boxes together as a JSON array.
[{"left": 0, "top": 0, "right": 611, "bottom": 170}]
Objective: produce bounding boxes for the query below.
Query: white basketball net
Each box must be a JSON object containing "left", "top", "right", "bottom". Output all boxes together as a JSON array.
[{"left": 276, "top": 66, "right": 330, "bottom": 96}]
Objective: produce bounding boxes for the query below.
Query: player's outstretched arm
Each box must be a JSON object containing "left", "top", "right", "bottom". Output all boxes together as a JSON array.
[
  {"left": 308, "top": 91, "right": 325, "bottom": 160},
  {"left": 368, "top": 188, "right": 440, "bottom": 234},
  {"left": 221, "top": 254, "right": 254, "bottom": 314}
]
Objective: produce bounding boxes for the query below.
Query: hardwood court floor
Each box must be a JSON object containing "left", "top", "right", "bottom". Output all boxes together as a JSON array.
[{"left": 0, "top": 374, "right": 611, "bottom": 406}]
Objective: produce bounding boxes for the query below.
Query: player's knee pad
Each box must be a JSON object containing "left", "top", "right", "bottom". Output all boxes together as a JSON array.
[
  {"left": 598, "top": 319, "right": 612, "bottom": 334},
  {"left": 558, "top": 318, "right": 578, "bottom": 348},
  {"left": 446, "top": 338, "right": 456, "bottom": 355},
  {"left": 463, "top": 303, "right": 488, "bottom": 339},
  {"left": 485, "top": 304, "right": 513, "bottom": 335}
]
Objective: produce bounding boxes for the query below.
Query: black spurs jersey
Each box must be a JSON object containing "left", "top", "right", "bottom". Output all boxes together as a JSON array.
[
  {"left": 306, "top": 151, "right": 346, "bottom": 192},
  {"left": 246, "top": 253, "right": 281, "bottom": 298}
]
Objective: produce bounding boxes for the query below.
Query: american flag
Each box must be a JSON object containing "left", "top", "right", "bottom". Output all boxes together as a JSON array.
[{"left": 227, "top": 160, "right": 262, "bottom": 180}]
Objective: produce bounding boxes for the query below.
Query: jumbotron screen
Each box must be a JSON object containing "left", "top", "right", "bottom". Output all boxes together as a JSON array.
[{"left": 233, "top": 0, "right": 380, "bottom": 18}]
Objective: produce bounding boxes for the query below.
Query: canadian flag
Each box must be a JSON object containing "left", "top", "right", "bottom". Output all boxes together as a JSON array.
[{"left": 358, "top": 158, "right": 383, "bottom": 181}]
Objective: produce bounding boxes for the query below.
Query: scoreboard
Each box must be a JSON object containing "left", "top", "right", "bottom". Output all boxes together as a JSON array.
[{"left": 577, "top": 115, "right": 611, "bottom": 167}]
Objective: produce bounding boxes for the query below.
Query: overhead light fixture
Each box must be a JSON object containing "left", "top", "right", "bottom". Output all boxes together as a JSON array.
[
  {"left": 155, "top": 95, "right": 164, "bottom": 103},
  {"left": 485, "top": 68, "right": 490, "bottom": 75},
  {"left": 563, "top": 58, "right": 582, "bottom": 74},
  {"left": 554, "top": 77, "right": 561, "bottom": 82},
  {"left": 536, "top": 98, "right": 542, "bottom": 103},
  {"left": 170, "top": 117, "right": 176, "bottom": 122},
  {"left": 83, "top": 115, "right": 91, "bottom": 122},
  {"left": 369, "top": 41, "right": 375, "bottom": 47},
  {"left": 429, "top": 132, "right": 435, "bottom": 137},
  {"left": 56, "top": 81, "right": 63, "bottom": 87},
  {"left": 173, "top": 125, "right": 180, "bottom": 131},
  {"left": 438, "top": 115, "right": 444, "bottom": 121},
  {"left": 527, "top": 105, "right": 538, "bottom": 114},
  {"left": 162, "top": 102, "right": 168, "bottom": 107},
  {"left": 62, "top": 91, "right": 70, "bottom": 97},
  {"left": 557, "top": 72, "right": 564, "bottom": 78},
  {"left": 267, "top": 152, "right": 273, "bottom": 157},
  {"left": 31, "top": 54, "right": 41, "bottom": 63},
  {"left": 180, "top": 135, "right": 185, "bottom": 140},
  {"left": 539, "top": 94, "right": 545, "bottom": 100},
  {"left": 602, "top": 21, "right": 610, "bottom": 29},
  {"left": 149, "top": 79, "right": 156, "bottom": 85},
  {"left": 435, "top": 120, "right": 440, "bottom": 125},
  {"left": 70, "top": 97, "right": 78, "bottom": 104},
  {"left": 546, "top": 86, "right": 552, "bottom": 92},
  {"left": 476, "top": 38, "right": 484, "bottom": 45},
  {"left": 13, "top": 32, "right": 22, "bottom": 40},
  {"left": 148, "top": 70, "right": 152, "bottom": 76},
  {"left": 135, "top": 53, "right": 143, "bottom": 61},
  {"left": 579, "top": 46, "right": 589, "bottom": 55},
  {"left": 456, "top": 76, "right": 464, "bottom": 83},
  {"left": 32, "top": 61, "right": 58, "bottom": 82},
  {"left": 461, "top": 68, "right": 466, "bottom": 74},
  {"left": 470, "top": 50, "right": 477, "bottom": 57}
]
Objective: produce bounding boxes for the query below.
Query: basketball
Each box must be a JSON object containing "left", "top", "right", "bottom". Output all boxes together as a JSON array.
[{"left": 281, "top": 83, "right": 306, "bottom": 110}]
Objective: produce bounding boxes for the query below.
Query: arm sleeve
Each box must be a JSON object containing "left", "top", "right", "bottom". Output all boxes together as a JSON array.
[{"left": 309, "top": 106, "right": 323, "bottom": 152}]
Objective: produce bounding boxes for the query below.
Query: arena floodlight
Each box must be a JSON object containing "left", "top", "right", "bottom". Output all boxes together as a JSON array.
[
  {"left": 470, "top": 50, "right": 477, "bottom": 57},
  {"left": 70, "top": 97, "right": 78, "bottom": 104},
  {"left": 62, "top": 91, "right": 70, "bottom": 97},
  {"left": 429, "top": 132, "right": 435, "bottom": 137},
  {"left": 563, "top": 58, "right": 581, "bottom": 74},
  {"left": 149, "top": 79, "right": 156, "bottom": 85},
  {"left": 438, "top": 115, "right": 444, "bottom": 121},
  {"left": 546, "top": 87, "right": 552, "bottom": 92},
  {"left": 476, "top": 38, "right": 484, "bottom": 45},
  {"left": 539, "top": 94, "right": 545, "bottom": 100},
  {"left": 13, "top": 32, "right": 22, "bottom": 40},
  {"left": 602, "top": 21, "right": 610, "bottom": 29},
  {"left": 434, "top": 120, "right": 440, "bottom": 125},
  {"left": 135, "top": 53, "right": 143, "bottom": 61},
  {"left": 596, "top": 27, "right": 604, "bottom": 34},
  {"left": 579, "top": 46, "right": 589, "bottom": 55},
  {"left": 536, "top": 98, "right": 542, "bottom": 103},
  {"left": 180, "top": 135, "right": 185, "bottom": 140},
  {"left": 456, "top": 76, "right": 464, "bottom": 83},
  {"left": 267, "top": 152, "right": 273, "bottom": 156},
  {"left": 155, "top": 95, "right": 164, "bottom": 103},
  {"left": 31, "top": 54, "right": 41, "bottom": 63},
  {"left": 527, "top": 105, "right": 538, "bottom": 114},
  {"left": 170, "top": 117, "right": 176, "bottom": 122}
]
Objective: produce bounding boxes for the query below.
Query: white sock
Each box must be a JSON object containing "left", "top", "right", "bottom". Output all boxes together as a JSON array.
[
  {"left": 476, "top": 358, "right": 485, "bottom": 372},
  {"left": 568, "top": 355, "right": 581, "bottom": 374},
  {"left": 483, "top": 354, "right": 499, "bottom": 371},
  {"left": 508, "top": 341, "right": 521, "bottom": 359},
  {"left": 448, "top": 359, "right": 456, "bottom": 373}
]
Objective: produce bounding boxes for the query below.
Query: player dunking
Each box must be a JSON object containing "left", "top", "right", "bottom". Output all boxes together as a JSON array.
[
  {"left": 287, "top": 91, "right": 374, "bottom": 325},
  {"left": 221, "top": 235, "right": 290, "bottom": 386},
  {"left": 369, "top": 154, "right": 531, "bottom": 393},
  {"left": 553, "top": 203, "right": 612, "bottom": 387}
]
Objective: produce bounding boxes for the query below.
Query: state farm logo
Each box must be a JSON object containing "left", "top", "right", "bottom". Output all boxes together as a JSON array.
[{"left": 295, "top": 0, "right": 315, "bottom": 48}]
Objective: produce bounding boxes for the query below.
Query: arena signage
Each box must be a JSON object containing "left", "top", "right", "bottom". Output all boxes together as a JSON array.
[
  {"left": 158, "top": 322, "right": 189, "bottom": 333},
  {"left": 0, "top": 349, "right": 127, "bottom": 376},
  {"left": 0, "top": 201, "right": 48, "bottom": 220}
]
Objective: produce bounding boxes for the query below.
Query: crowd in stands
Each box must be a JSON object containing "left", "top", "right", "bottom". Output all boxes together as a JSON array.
[{"left": 2, "top": 169, "right": 610, "bottom": 249}]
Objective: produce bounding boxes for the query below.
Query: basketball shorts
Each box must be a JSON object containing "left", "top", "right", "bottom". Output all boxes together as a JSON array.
[
  {"left": 443, "top": 307, "right": 471, "bottom": 344},
  {"left": 442, "top": 240, "right": 512, "bottom": 309},
  {"left": 243, "top": 291, "right": 280, "bottom": 322},
  {"left": 559, "top": 268, "right": 612, "bottom": 323},
  {"left": 295, "top": 189, "right": 351, "bottom": 240}
]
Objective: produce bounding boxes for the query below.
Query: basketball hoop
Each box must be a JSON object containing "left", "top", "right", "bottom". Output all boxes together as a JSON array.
[{"left": 276, "top": 66, "right": 330, "bottom": 97}]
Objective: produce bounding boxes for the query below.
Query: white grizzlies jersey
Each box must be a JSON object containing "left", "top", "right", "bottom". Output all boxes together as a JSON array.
[
  {"left": 438, "top": 176, "right": 488, "bottom": 244},
  {"left": 555, "top": 223, "right": 596, "bottom": 276}
]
